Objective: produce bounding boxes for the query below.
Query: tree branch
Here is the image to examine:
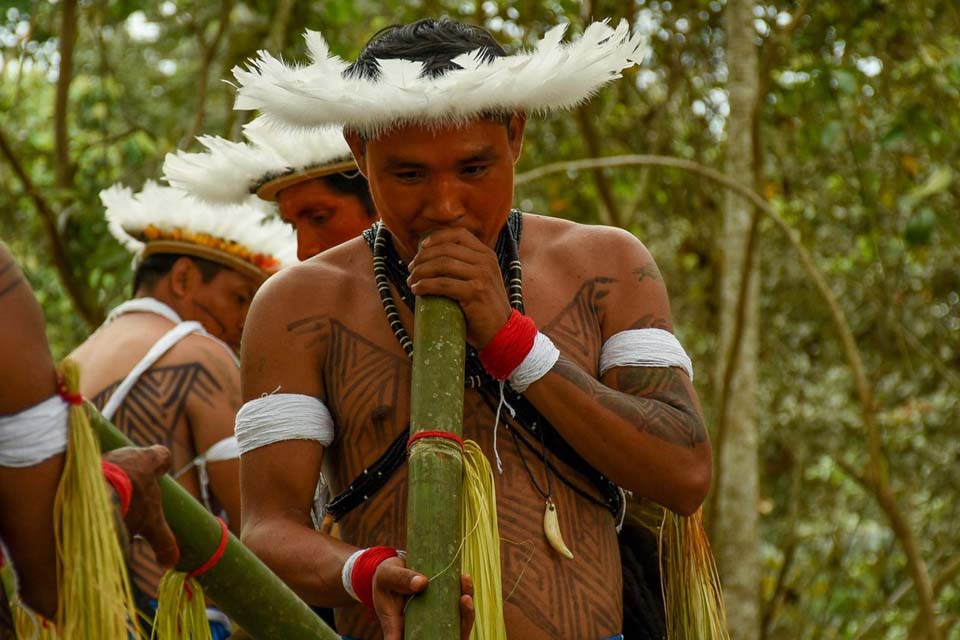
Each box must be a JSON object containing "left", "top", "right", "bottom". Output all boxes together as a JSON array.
[
  {"left": 0, "top": 127, "right": 102, "bottom": 327},
  {"left": 179, "top": 0, "right": 233, "bottom": 149},
  {"left": 54, "top": 0, "right": 78, "bottom": 188},
  {"left": 573, "top": 105, "right": 624, "bottom": 227}
]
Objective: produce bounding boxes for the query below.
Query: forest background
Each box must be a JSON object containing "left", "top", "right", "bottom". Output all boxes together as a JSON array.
[{"left": 0, "top": 1, "right": 958, "bottom": 638}]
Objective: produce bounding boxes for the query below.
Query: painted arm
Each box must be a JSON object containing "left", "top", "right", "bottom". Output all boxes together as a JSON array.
[
  {"left": 237, "top": 269, "right": 358, "bottom": 607},
  {"left": 407, "top": 226, "right": 711, "bottom": 516}
]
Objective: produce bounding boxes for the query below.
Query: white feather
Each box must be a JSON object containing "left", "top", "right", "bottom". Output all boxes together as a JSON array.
[
  {"left": 232, "top": 20, "right": 646, "bottom": 137},
  {"left": 100, "top": 181, "right": 297, "bottom": 268},
  {"left": 162, "top": 118, "right": 353, "bottom": 205}
]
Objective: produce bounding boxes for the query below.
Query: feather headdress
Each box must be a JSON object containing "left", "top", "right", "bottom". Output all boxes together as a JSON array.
[
  {"left": 163, "top": 118, "right": 356, "bottom": 204},
  {"left": 101, "top": 180, "right": 297, "bottom": 279},
  {"left": 232, "top": 20, "right": 645, "bottom": 137}
]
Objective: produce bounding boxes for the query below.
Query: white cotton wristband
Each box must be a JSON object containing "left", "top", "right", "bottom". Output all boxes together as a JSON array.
[
  {"left": 341, "top": 548, "right": 407, "bottom": 603},
  {"left": 341, "top": 549, "right": 366, "bottom": 602},
  {"left": 508, "top": 332, "right": 561, "bottom": 393}
]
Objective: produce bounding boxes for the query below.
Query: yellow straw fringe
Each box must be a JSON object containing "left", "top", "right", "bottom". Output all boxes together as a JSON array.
[
  {"left": 54, "top": 360, "right": 142, "bottom": 639},
  {"left": 460, "top": 440, "right": 507, "bottom": 640},
  {"left": 151, "top": 571, "right": 212, "bottom": 640},
  {"left": 12, "top": 600, "right": 58, "bottom": 640},
  {"left": 659, "top": 507, "right": 730, "bottom": 640}
]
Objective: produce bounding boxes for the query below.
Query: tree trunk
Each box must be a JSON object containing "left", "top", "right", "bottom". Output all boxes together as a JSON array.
[{"left": 711, "top": 1, "right": 761, "bottom": 638}]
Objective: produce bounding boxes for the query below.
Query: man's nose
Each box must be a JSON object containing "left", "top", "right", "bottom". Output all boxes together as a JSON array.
[
  {"left": 423, "top": 175, "right": 466, "bottom": 223},
  {"left": 296, "top": 229, "right": 322, "bottom": 261}
]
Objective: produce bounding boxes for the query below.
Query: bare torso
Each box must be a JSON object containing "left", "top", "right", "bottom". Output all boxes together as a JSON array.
[
  {"left": 70, "top": 313, "right": 241, "bottom": 598},
  {"left": 282, "top": 214, "right": 624, "bottom": 639}
]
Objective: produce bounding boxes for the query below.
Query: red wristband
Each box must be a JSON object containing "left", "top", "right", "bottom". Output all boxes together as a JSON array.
[
  {"left": 479, "top": 309, "right": 538, "bottom": 380},
  {"left": 101, "top": 461, "right": 133, "bottom": 517},
  {"left": 351, "top": 546, "right": 399, "bottom": 612}
]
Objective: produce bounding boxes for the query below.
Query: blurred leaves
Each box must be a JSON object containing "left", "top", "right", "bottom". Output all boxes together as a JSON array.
[{"left": 1, "top": 1, "right": 959, "bottom": 638}]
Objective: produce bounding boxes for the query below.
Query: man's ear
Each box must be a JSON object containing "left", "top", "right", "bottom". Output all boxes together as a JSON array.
[
  {"left": 168, "top": 256, "right": 199, "bottom": 298},
  {"left": 507, "top": 112, "right": 526, "bottom": 164},
  {"left": 344, "top": 131, "right": 368, "bottom": 178}
]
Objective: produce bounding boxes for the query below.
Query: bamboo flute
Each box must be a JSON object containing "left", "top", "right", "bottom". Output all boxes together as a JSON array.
[
  {"left": 404, "top": 290, "right": 467, "bottom": 640},
  {"left": 86, "top": 402, "right": 339, "bottom": 640}
]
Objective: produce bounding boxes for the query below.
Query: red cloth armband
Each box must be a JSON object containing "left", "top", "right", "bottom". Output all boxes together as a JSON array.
[
  {"left": 351, "top": 546, "right": 399, "bottom": 612},
  {"left": 101, "top": 460, "right": 133, "bottom": 517},
  {"left": 479, "top": 309, "right": 538, "bottom": 380}
]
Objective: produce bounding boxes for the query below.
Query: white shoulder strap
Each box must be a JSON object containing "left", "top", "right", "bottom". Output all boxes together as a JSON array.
[
  {"left": 101, "top": 321, "right": 205, "bottom": 420},
  {"left": 173, "top": 435, "right": 240, "bottom": 513},
  {"left": 104, "top": 297, "right": 183, "bottom": 326}
]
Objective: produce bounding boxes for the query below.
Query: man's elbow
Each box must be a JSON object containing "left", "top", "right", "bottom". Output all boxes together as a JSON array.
[
  {"left": 671, "top": 453, "right": 712, "bottom": 517},
  {"left": 240, "top": 517, "right": 272, "bottom": 559}
]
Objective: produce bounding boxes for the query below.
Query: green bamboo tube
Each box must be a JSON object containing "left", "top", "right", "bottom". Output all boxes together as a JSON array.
[
  {"left": 87, "top": 402, "right": 338, "bottom": 640},
  {"left": 404, "top": 293, "right": 466, "bottom": 640}
]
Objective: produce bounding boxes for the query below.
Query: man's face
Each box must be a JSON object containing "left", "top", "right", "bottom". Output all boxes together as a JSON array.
[
  {"left": 348, "top": 115, "right": 525, "bottom": 260},
  {"left": 184, "top": 267, "right": 259, "bottom": 350},
  {"left": 276, "top": 177, "right": 373, "bottom": 260}
]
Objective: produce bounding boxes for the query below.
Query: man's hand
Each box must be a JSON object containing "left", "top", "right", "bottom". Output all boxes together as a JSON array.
[
  {"left": 102, "top": 446, "right": 179, "bottom": 567},
  {"left": 372, "top": 557, "right": 475, "bottom": 640},
  {"left": 407, "top": 227, "right": 511, "bottom": 348}
]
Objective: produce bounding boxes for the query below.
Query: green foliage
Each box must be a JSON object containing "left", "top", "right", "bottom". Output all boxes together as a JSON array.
[{"left": 1, "top": 1, "right": 959, "bottom": 638}]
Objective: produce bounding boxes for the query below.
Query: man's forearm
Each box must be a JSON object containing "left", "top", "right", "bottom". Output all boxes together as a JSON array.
[
  {"left": 522, "top": 354, "right": 711, "bottom": 515},
  {"left": 241, "top": 516, "right": 360, "bottom": 608}
]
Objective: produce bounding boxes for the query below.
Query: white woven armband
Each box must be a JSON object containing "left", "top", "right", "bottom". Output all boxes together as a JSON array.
[
  {"left": 0, "top": 395, "right": 68, "bottom": 467},
  {"left": 599, "top": 329, "right": 694, "bottom": 381},
  {"left": 508, "top": 332, "right": 561, "bottom": 393},
  {"left": 235, "top": 394, "right": 334, "bottom": 455}
]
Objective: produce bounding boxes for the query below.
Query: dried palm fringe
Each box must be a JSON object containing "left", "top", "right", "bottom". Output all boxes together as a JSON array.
[
  {"left": 460, "top": 440, "right": 507, "bottom": 640},
  {"left": 151, "top": 571, "right": 212, "bottom": 640},
  {"left": 659, "top": 507, "right": 729, "bottom": 640},
  {"left": 54, "top": 360, "right": 142, "bottom": 639}
]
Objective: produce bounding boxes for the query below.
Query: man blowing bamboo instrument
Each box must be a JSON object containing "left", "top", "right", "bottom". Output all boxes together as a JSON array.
[
  {"left": 66, "top": 182, "right": 295, "bottom": 635},
  {"left": 233, "top": 18, "right": 711, "bottom": 640}
]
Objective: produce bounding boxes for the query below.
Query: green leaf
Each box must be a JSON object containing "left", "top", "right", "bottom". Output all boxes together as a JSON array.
[{"left": 898, "top": 166, "right": 953, "bottom": 213}]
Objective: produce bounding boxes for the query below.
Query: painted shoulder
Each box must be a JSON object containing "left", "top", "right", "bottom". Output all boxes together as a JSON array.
[
  {"left": 247, "top": 234, "right": 371, "bottom": 322},
  {"left": 520, "top": 212, "right": 652, "bottom": 273}
]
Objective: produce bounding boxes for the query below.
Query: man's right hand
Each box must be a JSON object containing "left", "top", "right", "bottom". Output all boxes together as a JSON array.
[
  {"left": 102, "top": 445, "right": 180, "bottom": 568},
  {"left": 372, "top": 557, "right": 475, "bottom": 640}
]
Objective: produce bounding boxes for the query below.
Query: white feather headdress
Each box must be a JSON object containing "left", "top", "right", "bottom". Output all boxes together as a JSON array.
[
  {"left": 232, "top": 20, "right": 645, "bottom": 137},
  {"left": 162, "top": 118, "right": 356, "bottom": 204},
  {"left": 101, "top": 180, "right": 297, "bottom": 279}
]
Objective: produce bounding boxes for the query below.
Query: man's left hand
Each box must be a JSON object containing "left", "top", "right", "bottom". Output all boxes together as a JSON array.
[{"left": 407, "top": 227, "right": 511, "bottom": 348}]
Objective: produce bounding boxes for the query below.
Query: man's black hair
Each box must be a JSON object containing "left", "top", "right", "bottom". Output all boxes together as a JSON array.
[
  {"left": 345, "top": 18, "right": 507, "bottom": 81},
  {"left": 132, "top": 253, "right": 225, "bottom": 294},
  {"left": 324, "top": 171, "right": 376, "bottom": 217}
]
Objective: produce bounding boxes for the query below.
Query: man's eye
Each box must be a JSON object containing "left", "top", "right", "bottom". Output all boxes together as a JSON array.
[
  {"left": 392, "top": 170, "right": 423, "bottom": 182},
  {"left": 462, "top": 165, "right": 488, "bottom": 177}
]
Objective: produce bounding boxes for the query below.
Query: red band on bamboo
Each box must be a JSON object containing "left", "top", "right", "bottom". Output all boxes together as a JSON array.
[
  {"left": 407, "top": 430, "right": 464, "bottom": 451},
  {"left": 101, "top": 461, "right": 133, "bottom": 517},
  {"left": 351, "top": 546, "right": 399, "bottom": 612},
  {"left": 188, "top": 517, "right": 229, "bottom": 578},
  {"left": 479, "top": 309, "right": 538, "bottom": 380},
  {"left": 56, "top": 382, "right": 84, "bottom": 406}
]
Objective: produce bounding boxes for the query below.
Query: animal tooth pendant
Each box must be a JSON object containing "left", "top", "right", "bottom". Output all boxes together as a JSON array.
[{"left": 543, "top": 499, "right": 574, "bottom": 560}]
